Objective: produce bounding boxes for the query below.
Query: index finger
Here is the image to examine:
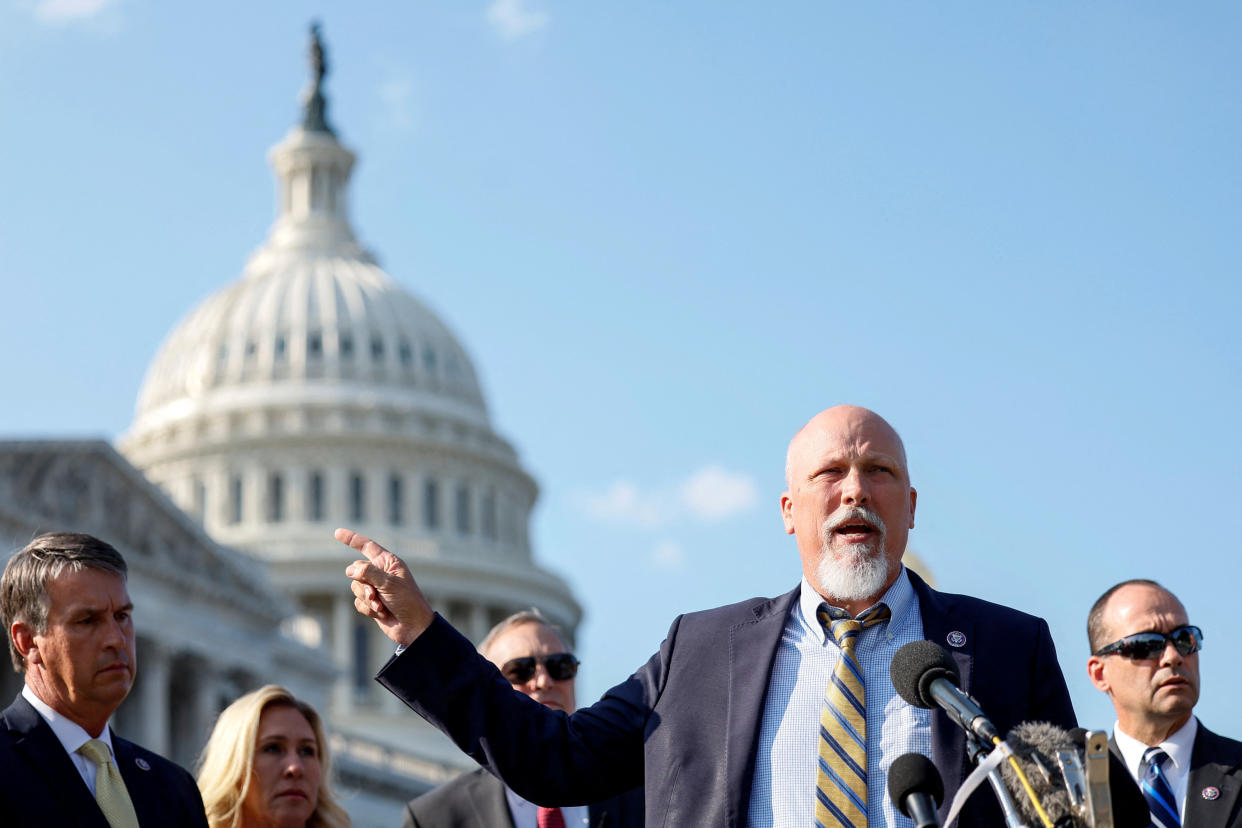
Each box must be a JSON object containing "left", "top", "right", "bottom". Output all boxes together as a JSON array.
[{"left": 335, "top": 527, "right": 387, "bottom": 562}]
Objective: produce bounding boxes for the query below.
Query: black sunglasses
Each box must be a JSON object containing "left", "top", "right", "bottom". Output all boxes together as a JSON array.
[
  {"left": 1094, "top": 625, "right": 1204, "bottom": 661},
  {"left": 500, "top": 653, "right": 580, "bottom": 683}
]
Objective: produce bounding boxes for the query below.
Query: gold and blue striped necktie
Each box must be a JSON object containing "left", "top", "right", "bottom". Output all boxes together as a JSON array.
[{"left": 814, "top": 603, "right": 891, "bottom": 828}]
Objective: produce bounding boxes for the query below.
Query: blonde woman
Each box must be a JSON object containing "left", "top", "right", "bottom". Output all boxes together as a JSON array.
[{"left": 197, "top": 685, "right": 350, "bottom": 828}]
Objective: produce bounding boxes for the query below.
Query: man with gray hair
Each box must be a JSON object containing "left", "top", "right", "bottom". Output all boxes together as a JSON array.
[
  {"left": 403, "top": 608, "right": 643, "bottom": 827},
  {"left": 0, "top": 531, "right": 208, "bottom": 827}
]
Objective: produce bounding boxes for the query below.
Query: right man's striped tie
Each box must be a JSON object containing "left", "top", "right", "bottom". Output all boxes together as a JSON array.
[
  {"left": 1141, "top": 747, "right": 1180, "bottom": 828},
  {"left": 814, "top": 603, "right": 890, "bottom": 828}
]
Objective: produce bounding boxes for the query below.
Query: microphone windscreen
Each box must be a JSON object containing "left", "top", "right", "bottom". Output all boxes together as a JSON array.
[
  {"left": 887, "top": 751, "right": 944, "bottom": 815},
  {"left": 890, "top": 641, "right": 960, "bottom": 709},
  {"left": 1001, "top": 721, "right": 1080, "bottom": 826}
]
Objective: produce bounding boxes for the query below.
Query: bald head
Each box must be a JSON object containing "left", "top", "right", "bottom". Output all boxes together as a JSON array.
[
  {"left": 780, "top": 405, "right": 917, "bottom": 614},
  {"left": 786, "top": 406, "right": 909, "bottom": 488}
]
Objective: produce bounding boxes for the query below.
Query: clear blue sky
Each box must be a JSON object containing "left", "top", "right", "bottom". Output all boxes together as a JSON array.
[{"left": 1, "top": 2, "right": 1239, "bottom": 740}]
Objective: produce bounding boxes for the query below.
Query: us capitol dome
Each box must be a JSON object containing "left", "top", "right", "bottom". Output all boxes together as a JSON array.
[{"left": 118, "top": 24, "right": 581, "bottom": 800}]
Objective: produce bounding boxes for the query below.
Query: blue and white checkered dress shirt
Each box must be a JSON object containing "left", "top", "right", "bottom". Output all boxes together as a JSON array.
[{"left": 746, "top": 567, "right": 932, "bottom": 827}]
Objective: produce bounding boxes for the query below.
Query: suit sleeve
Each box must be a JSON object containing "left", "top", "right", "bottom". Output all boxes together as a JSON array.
[
  {"left": 1029, "top": 616, "right": 1077, "bottom": 729},
  {"left": 378, "top": 613, "right": 666, "bottom": 806}
]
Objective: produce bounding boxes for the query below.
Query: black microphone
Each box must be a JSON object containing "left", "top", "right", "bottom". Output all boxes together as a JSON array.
[
  {"left": 1066, "top": 728, "right": 1150, "bottom": 828},
  {"left": 888, "top": 752, "right": 944, "bottom": 828},
  {"left": 890, "top": 640, "right": 1002, "bottom": 747}
]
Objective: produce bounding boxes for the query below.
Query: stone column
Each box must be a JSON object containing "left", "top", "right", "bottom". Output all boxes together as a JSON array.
[
  {"left": 332, "top": 593, "right": 354, "bottom": 714},
  {"left": 192, "top": 662, "right": 221, "bottom": 750},
  {"left": 469, "top": 603, "right": 489, "bottom": 645},
  {"left": 133, "top": 640, "right": 171, "bottom": 756}
]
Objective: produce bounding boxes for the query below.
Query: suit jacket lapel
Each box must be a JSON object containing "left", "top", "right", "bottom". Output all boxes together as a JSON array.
[
  {"left": 1185, "top": 726, "right": 1242, "bottom": 828},
  {"left": 471, "top": 769, "right": 518, "bottom": 827},
  {"left": 909, "top": 573, "right": 976, "bottom": 815},
  {"left": 114, "top": 736, "right": 167, "bottom": 827},
  {"left": 4, "top": 694, "right": 109, "bottom": 828},
  {"left": 724, "top": 587, "right": 799, "bottom": 828}
]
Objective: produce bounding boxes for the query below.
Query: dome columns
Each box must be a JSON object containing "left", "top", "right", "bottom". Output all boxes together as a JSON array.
[{"left": 266, "top": 131, "right": 358, "bottom": 253}]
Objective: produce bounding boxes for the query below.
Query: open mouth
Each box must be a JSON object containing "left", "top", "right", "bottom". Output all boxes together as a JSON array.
[{"left": 835, "top": 522, "right": 875, "bottom": 537}]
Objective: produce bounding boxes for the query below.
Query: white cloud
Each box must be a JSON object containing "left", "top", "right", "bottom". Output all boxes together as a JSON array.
[
  {"left": 486, "top": 0, "right": 548, "bottom": 41},
  {"left": 576, "top": 480, "right": 667, "bottom": 529},
  {"left": 650, "top": 539, "right": 686, "bottom": 570},
  {"left": 574, "top": 466, "right": 758, "bottom": 528},
  {"left": 679, "top": 465, "right": 759, "bottom": 522},
  {"left": 30, "top": 0, "right": 116, "bottom": 23}
]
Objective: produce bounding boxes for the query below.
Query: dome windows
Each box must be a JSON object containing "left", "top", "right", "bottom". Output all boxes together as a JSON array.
[
  {"left": 349, "top": 472, "right": 365, "bottom": 521},
  {"left": 454, "top": 483, "right": 471, "bottom": 536},
  {"left": 228, "top": 474, "right": 244, "bottom": 524},
  {"left": 266, "top": 472, "right": 285, "bottom": 522},
  {"left": 422, "top": 478, "right": 439, "bottom": 529},
  {"left": 308, "top": 471, "right": 325, "bottom": 521},
  {"left": 388, "top": 474, "right": 404, "bottom": 525}
]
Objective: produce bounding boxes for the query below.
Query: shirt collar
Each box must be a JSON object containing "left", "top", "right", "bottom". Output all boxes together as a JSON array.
[
  {"left": 22, "top": 684, "right": 115, "bottom": 758},
  {"left": 1113, "top": 715, "right": 1198, "bottom": 776},
  {"left": 799, "top": 565, "right": 915, "bottom": 644}
]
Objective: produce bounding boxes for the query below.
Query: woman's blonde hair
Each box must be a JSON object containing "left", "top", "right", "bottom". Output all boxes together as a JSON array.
[{"left": 196, "top": 685, "right": 350, "bottom": 828}]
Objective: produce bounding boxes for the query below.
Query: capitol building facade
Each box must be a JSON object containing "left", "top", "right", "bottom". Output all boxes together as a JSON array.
[{"left": 0, "top": 29, "right": 580, "bottom": 828}]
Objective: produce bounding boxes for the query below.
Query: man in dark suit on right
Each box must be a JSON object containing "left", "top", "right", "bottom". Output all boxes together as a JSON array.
[
  {"left": 1087, "top": 579, "right": 1242, "bottom": 828},
  {"left": 404, "top": 609, "right": 642, "bottom": 828}
]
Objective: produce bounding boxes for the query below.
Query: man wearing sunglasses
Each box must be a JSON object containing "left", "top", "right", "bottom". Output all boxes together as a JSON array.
[
  {"left": 1086, "top": 579, "right": 1242, "bottom": 828},
  {"left": 402, "top": 610, "right": 644, "bottom": 828},
  {"left": 341, "top": 405, "right": 1076, "bottom": 828}
]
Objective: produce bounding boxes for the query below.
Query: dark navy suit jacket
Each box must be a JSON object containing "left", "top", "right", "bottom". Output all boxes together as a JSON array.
[
  {"left": 1187, "top": 725, "right": 1242, "bottom": 828},
  {"left": 404, "top": 766, "right": 644, "bottom": 828},
  {"left": 1112, "top": 723, "right": 1242, "bottom": 828},
  {"left": 0, "top": 693, "right": 209, "bottom": 828},
  {"left": 380, "top": 570, "right": 1076, "bottom": 827}
]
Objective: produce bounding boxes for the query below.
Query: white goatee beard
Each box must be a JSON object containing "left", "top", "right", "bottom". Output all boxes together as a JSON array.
[{"left": 815, "top": 506, "right": 891, "bottom": 604}]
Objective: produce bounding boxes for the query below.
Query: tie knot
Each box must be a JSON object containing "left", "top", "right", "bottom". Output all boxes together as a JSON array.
[
  {"left": 1144, "top": 746, "right": 1170, "bottom": 774},
  {"left": 78, "top": 739, "right": 111, "bottom": 767},
  {"left": 817, "top": 603, "right": 891, "bottom": 648}
]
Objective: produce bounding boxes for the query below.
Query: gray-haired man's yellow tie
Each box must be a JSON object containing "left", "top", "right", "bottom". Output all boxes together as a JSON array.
[{"left": 78, "top": 739, "right": 140, "bottom": 828}]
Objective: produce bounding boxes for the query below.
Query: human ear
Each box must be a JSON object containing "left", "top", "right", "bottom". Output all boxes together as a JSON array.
[
  {"left": 11, "top": 622, "right": 39, "bottom": 667},
  {"left": 1086, "top": 655, "right": 1109, "bottom": 693},
  {"left": 780, "top": 493, "right": 795, "bottom": 534}
]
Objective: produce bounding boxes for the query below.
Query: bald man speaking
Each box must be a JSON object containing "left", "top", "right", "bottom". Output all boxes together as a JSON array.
[{"left": 340, "top": 405, "right": 1075, "bottom": 827}]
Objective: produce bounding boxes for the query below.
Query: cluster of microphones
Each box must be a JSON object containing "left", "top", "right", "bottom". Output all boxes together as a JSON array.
[{"left": 885, "top": 641, "right": 1150, "bottom": 828}]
